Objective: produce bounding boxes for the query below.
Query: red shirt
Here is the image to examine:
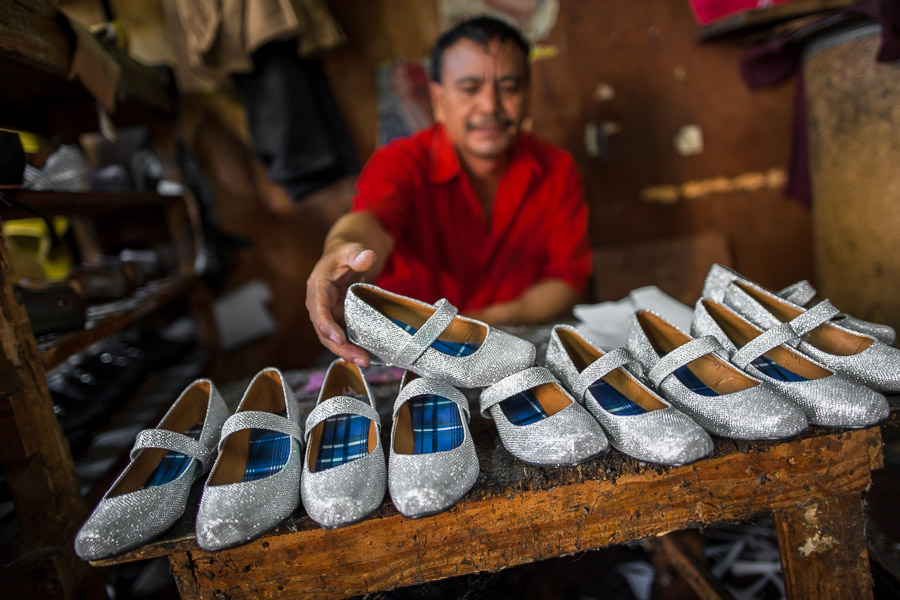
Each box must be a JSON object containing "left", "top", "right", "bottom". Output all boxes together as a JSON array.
[{"left": 352, "top": 124, "right": 592, "bottom": 312}]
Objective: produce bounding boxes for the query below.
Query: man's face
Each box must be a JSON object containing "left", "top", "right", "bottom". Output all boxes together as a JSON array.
[{"left": 430, "top": 38, "right": 529, "bottom": 162}]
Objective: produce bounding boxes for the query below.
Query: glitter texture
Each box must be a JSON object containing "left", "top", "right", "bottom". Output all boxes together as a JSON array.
[
  {"left": 301, "top": 360, "right": 386, "bottom": 528},
  {"left": 389, "top": 377, "right": 478, "bottom": 518},
  {"left": 719, "top": 277, "right": 900, "bottom": 393},
  {"left": 480, "top": 367, "right": 608, "bottom": 466},
  {"left": 704, "top": 263, "right": 897, "bottom": 346},
  {"left": 75, "top": 379, "right": 229, "bottom": 560},
  {"left": 692, "top": 299, "right": 889, "bottom": 428},
  {"left": 344, "top": 283, "right": 536, "bottom": 388},
  {"left": 195, "top": 368, "right": 303, "bottom": 552},
  {"left": 627, "top": 310, "right": 808, "bottom": 441},
  {"left": 545, "top": 324, "right": 713, "bottom": 466}
]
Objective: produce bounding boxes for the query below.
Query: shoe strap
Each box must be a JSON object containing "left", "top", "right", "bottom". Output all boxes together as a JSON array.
[
  {"left": 304, "top": 397, "right": 380, "bottom": 443},
  {"left": 131, "top": 429, "right": 212, "bottom": 471},
  {"left": 479, "top": 366, "right": 557, "bottom": 419},
  {"left": 391, "top": 298, "right": 458, "bottom": 367},
  {"left": 573, "top": 347, "right": 632, "bottom": 402},
  {"left": 648, "top": 336, "right": 725, "bottom": 390},
  {"left": 730, "top": 322, "right": 801, "bottom": 370},
  {"left": 788, "top": 299, "right": 839, "bottom": 337},
  {"left": 218, "top": 410, "right": 303, "bottom": 453},
  {"left": 393, "top": 377, "right": 469, "bottom": 423},
  {"left": 778, "top": 280, "right": 816, "bottom": 306}
]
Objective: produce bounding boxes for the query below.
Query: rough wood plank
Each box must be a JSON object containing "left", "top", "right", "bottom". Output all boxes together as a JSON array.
[
  {"left": 169, "top": 552, "right": 202, "bottom": 600},
  {"left": 0, "top": 225, "right": 102, "bottom": 597},
  {"left": 775, "top": 492, "right": 873, "bottom": 600},
  {"left": 0, "top": 0, "right": 72, "bottom": 76},
  {"left": 0, "top": 389, "right": 37, "bottom": 461},
  {"left": 93, "top": 426, "right": 882, "bottom": 599}
]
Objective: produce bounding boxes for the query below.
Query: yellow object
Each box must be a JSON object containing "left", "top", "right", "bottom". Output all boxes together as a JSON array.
[
  {"left": 4, "top": 130, "right": 50, "bottom": 154},
  {"left": 3, "top": 217, "right": 75, "bottom": 281}
]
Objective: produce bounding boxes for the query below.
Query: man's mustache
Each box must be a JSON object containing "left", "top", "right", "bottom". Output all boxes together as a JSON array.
[{"left": 466, "top": 118, "right": 514, "bottom": 130}]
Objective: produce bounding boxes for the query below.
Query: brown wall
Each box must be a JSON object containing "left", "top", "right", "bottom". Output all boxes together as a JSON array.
[{"left": 322, "top": 0, "right": 814, "bottom": 294}]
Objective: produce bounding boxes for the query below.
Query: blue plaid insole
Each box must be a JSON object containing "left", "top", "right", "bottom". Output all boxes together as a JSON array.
[
  {"left": 242, "top": 427, "right": 291, "bottom": 482},
  {"left": 588, "top": 379, "right": 647, "bottom": 416},
  {"left": 143, "top": 424, "right": 201, "bottom": 488},
  {"left": 313, "top": 413, "right": 371, "bottom": 471},
  {"left": 407, "top": 394, "right": 464, "bottom": 454},
  {"left": 500, "top": 389, "right": 549, "bottom": 425},
  {"left": 390, "top": 318, "right": 480, "bottom": 357}
]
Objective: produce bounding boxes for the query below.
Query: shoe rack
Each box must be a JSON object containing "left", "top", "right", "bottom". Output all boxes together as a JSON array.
[{"left": 0, "top": 4, "right": 221, "bottom": 598}]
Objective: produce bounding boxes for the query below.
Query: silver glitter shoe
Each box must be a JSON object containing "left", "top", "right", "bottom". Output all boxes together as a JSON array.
[
  {"left": 75, "top": 379, "right": 228, "bottom": 560},
  {"left": 344, "top": 283, "right": 536, "bottom": 388},
  {"left": 703, "top": 263, "right": 896, "bottom": 345},
  {"left": 719, "top": 278, "right": 900, "bottom": 393},
  {"left": 479, "top": 366, "right": 608, "bottom": 466},
  {"left": 196, "top": 368, "right": 303, "bottom": 551},
  {"left": 777, "top": 279, "right": 895, "bottom": 345},
  {"left": 626, "top": 310, "right": 808, "bottom": 440},
  {"left": 301, "top": 359, "right": 386, "bottom": 528},
  {"left": 545, "top": 325, "right": 713, "bottom": 466},
  {"left": 389, "top": 372, "right": 479, "bottom": 518},
  {"left": 692, "top": 298, "right": 889, "bottom": 428}
]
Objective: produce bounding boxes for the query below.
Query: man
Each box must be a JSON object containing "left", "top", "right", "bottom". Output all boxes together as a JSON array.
[{"left": 306, "top": 16, "right": 592, "bottom": 366}]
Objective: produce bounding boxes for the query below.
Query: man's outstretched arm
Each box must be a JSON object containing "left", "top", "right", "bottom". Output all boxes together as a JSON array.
[{"left": 305, "top": 211, "right": 395, "bottom": 365}]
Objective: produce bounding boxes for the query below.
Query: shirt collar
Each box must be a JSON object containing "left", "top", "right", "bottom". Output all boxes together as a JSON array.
[{"left": 428, "top": 124, "right": 543, "bottom": 184}]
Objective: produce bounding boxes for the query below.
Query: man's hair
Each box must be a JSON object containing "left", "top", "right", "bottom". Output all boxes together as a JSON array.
[{"left": 429, "top": 16, "right": 530, "bottom": 84}]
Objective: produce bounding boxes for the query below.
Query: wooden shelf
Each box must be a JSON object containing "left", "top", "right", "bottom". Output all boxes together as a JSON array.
[
  {"left": 1, "top": 190, "right": 184, "bottom": 219},
  {"left": 37, "top": 275, "right": 196, "bottom": 372}
]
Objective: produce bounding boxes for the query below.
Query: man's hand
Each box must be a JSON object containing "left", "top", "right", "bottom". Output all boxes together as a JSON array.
[
  {"left": 305, "top": 243, "right": 377, "bottom": 365},
  {"left": 306, "top": 210, "right": 395, "bottom": 364}
]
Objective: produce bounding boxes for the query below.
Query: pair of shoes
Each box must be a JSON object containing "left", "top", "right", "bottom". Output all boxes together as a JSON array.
[
  {"left": 344, "top": 283, "right": 535, "bottom": 388},
  {"left": 302, "top": 359, "right": 478, "bottom": 522},
  {"left": 627, "top": 310, "right": 809, "bottom": 441},
  {"left": 546, "top": 325, "right": 714, "bottom": 466},
  {"left": 706, "top": 264, "right": 896, "bottom": 346},
  {"left": 75, "top": 379, "right": 229, "bottom": 560},
  {"left": 703, "top": 264, "right": 900, "bottom": 394},
  {"left": 692, "top": 298, "right": 889, "bottom": 428}
]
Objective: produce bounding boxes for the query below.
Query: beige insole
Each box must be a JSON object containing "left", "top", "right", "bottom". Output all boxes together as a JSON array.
[
  {"left": 735, "top": 282, "right": 873, "bottom": 357},
  {"left": 637, "top": 311, "right": 757, "bottom": 394},
  {"left": 357, "top": 286, "right": 486, "bottom": 345}
]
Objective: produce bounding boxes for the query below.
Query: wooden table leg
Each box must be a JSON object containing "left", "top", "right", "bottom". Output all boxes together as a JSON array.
[
  {"left": 775, "top": 492, "right": 873, "bottom": 600},
  {"left": 169, "top": 552, "right": 201, "bottom": 600}
]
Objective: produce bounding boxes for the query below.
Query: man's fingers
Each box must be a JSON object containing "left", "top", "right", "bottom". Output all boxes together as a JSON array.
[
  {"left": 347, "top": 248, "right": 377, "bottom": 273},
  {"left": 314, "top": 328, "right": 371, "bottom": 366}
]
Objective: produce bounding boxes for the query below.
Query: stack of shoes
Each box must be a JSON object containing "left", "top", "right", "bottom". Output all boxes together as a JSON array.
[{"left": 49, "top": 330, "right": 195, "bottom": 454}]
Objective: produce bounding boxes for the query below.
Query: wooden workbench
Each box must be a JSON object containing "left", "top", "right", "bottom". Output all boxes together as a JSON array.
[{"left": 91, "top": 365, "right": 888, "bottom": 599}]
